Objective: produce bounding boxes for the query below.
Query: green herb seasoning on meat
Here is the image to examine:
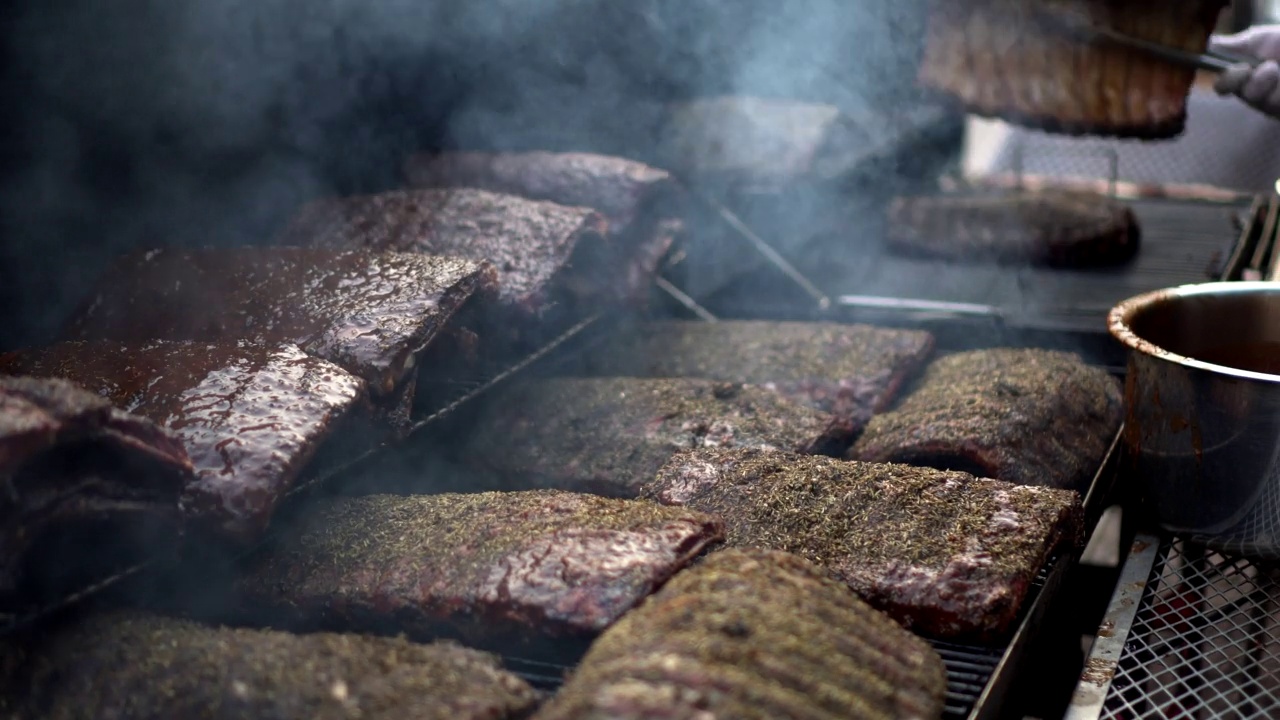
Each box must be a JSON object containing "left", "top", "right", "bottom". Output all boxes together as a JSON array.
[
  {"left": 643, "top": 448, "right": 1083, "bottom": 641},
  {"left": 237, "top": 491, "right": 724, "bottom": 657},
  {"left": 460, "top": 377, "right": 853, "bottom": 496},
  {"left": 577, "top": 320, "right": 934, "bottom": 436},
  {"left": 1, "top": 611, "right": 538, "bottom": 720},
  {"left": 850, "top": 348, "right": 1123, "bottom": 493},
  {"left": 533, "top": 548, "right": 948, "bottom": 720}
]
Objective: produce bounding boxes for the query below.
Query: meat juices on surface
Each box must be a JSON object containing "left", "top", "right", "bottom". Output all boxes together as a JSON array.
[
  {"left": 917, "top": 0, "right": 1230, "bottom": 139},
  {"left": 885, "top": 189, "right": 1142, "bottom": 267},
  {"left": 577, "top": 320, "right": 935, "bottom": 437},
  {"left": 236, "top": 491, "right": 724, "bottom": 658},
  {"left": 850, "top": 348, "right": 1123, "bottom": 494},
  {"left": 402, "top": 151, "right": 682, "bottom": 307},
  {"left": 0, "top": 376, "right": 193, "bottom": 606},
  {"left": 63, "top": 247, "right": 493, "bottom": 402},
  {"left": 0, "top": 611, "right": 538, "bottom": 720},
  {"left": 459, "top": 377, "right": 855, "bottom": 497},
  {"left": 273, "top": 187, "right": 653, "bottom": 318},
  {"left": 532, "top": 548, "right": 948, "bottom": 720},
  {"left": 403, "top": 150, "right": 683, "bottom": 234},
  {"left": 642, "top": 448, "right": 1084, "bottom": 641},
  {"left": 0, "top": 341, "right": 367, "bottom": 543}
]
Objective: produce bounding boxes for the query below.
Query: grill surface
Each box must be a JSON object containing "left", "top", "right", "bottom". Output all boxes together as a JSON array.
[
  {"left": 1076, "top": 536, "right": 1280, "bottom": 720},
  {"left": 707, "top": 198, "right": 1246, "bottom": 342}
]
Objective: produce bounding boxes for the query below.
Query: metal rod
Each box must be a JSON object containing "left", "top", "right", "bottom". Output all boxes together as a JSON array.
[
  {"left": 655, "top": 276, "right": 718, "bottom": 322},
  {"left": 690, "top": 189, "right": 832, "bottom": 311},
  {"left": 1244, "top": 194, "right": 1280, "bottom": 281},
  {"left": 1224, "top": 195, "right": 1267, "bottom": 281}
]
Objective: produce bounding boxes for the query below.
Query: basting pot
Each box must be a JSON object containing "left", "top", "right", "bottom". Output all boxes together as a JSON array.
[{"left": 1108, "top": 281, "right": 1280, "bottom": 558}]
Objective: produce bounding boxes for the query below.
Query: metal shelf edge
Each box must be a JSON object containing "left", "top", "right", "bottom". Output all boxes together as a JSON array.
[{"left": 1065, "top": 533, "right": 1164, "bottom": 720}]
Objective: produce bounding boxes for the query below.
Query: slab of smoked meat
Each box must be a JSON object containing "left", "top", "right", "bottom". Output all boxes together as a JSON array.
[
  {"left": 458, "top": 377, "right": 854, "bottom": 497},
  {"left": 1, "top": 611, "right": 538, "bottom": 720},
  {"left": 0, "top": 341, "right": 366, "bottom": 543},
  {"left": 642, "top": 448, "right": 1083, "bottom": 642},
  {"left": 533, "top": 548, "right": 948, "bottom": 720},
  {"left": 886, "top": 189, "right": 1141, "bottom": 268},
  {"left": 235, "top": 491, "right": 724, "bottom": 661},
  {"left": 274, "top": 188, "right": 655, "bottom": 348},
  {"left": 850, "top": 348, "right": 1123, "bottom": 494},
  {"left": 403, "top": 151, "right": 682, "bottom": 296},
  {"left": 578, "top": 320, "right": 935, "bottom": 438},
  {"left": 63, "top": 248, "right": 492, "bottom": 411},
  {"left": 0, "top": 376, "right": 193, "bottom": 608},
  {"left": 918, "top": 0, "right": 1229, "bottom": 139}
]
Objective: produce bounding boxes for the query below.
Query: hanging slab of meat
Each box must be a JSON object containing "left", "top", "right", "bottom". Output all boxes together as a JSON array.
[
  {"left": 0, "top": 341, "right": 367, "bottom": 543},
  {"left": 850, "top": 348, "right": 1123, "bottom": 494},
  {"left": 402, "top": 151, "right": 684, "bottom": 272},
  {"left": 274, "top": 188, "right": 652, "bottom": 345},
  {"left": 642, "top": 448, "right": 1084, "bottom": 641},
  {"left": 885, "top": 189, "right": 1142, "bottom": 267},
  {"left": 532, "top": 548, "right": 948, "bottom": 720},
  {"left": 1, "top": 611, "right": 539, "bottom": 720},
  {"left": 235, "top": 491, "right": 724, "bottom": 660},
  {"left": 0, "top": 376, "right": 193, "bottom": 607},
  {"left": 577, "top": 320, "right": 935, "bottom": 438},
  {"left": 459, "top": 377, "right": 854, "bottom": 497},
  {"left": 63, "top": 248, "right": 492, "bottom": 406},
  {"left": 917, "top": 0, "right": 1230, "bottom": 139}
]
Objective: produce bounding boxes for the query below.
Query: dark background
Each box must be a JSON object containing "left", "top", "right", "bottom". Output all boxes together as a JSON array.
[{"left": 0, "top": 0, "right": 939, "bottom": 350}]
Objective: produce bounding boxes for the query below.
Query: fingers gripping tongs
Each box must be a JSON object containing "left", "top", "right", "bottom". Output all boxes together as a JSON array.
[{"left": 1035, "top": 5, "right": 1261, "bottom": 74}]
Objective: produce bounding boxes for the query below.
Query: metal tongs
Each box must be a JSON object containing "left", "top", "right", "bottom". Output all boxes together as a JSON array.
[{"left": 1036, "top": 4, "right": 1261, "bottom": 74}]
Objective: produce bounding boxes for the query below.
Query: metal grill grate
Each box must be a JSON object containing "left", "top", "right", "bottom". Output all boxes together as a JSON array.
[{"left": 1094, "top": 538, "right": 1280, "bottom": 719}]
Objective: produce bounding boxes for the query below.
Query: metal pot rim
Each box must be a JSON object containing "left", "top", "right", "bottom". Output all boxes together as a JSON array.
[{"left": 1107, "top": 281, "right": 1280, "bottom": 384}]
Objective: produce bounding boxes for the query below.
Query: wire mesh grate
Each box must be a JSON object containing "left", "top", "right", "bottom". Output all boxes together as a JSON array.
[{"left": 1101, "top": 538, "right": 1280, "bottom": 719}]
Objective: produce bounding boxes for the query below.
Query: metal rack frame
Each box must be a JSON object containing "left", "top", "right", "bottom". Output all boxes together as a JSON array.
[{"left": 1070, "top": 533, "right": 1280, "bottom": 720}]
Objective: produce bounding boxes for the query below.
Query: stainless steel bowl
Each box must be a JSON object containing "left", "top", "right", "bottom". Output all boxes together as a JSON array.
[{"left": 1109, "top": 282, "right": 1280, "bottom": 558}]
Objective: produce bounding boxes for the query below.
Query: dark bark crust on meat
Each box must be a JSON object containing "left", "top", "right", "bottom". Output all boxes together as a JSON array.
[
  {"left": 459, "top": 377, "right": 855, "bottom": 497},
  {"left": 533, "top": 548, "right": 948, "bottom": 720},
  {"left": 850, "top": 348, "right": 1123, "bottom": 493},
  {"left": 577, "top": 320, "right": 935, "bottom": 438},
  {"left": 0, "top": 376, "right": 193, "bottom": 608},
  {"left": 235, "top": 491, "right": 724, "bottom": 660},
  {"left": 63, "top": 247, "right": 493, "bottom": 402},
  {"left": 0, "top": 341, "right": 367, "bottom": 544},
  {"left": 641, "top": 448, "right": 1084, "bottom": 641},
  {"left": 1, "top": 611, "right": 538, "bottom": 720},
  {"left": 885, "top": 190, "right": 1141, "bottom": 267}
]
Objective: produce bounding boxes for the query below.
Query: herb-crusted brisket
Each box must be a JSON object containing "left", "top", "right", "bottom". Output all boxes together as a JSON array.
[
  {"left": 850, "top": 348, "right": 1123, "bottom": 493},
  {"left": 0, "top": 341, "right": 367, "bottom": 543},
  {"left": 63, "top": 248, "right": 493, "bottom": 402},
  {"left": 533, "top": 548, "right": 947, "bottom": 720},
  {"left": 578, "top": 320, "right": 935, "bottom": 437},
  {"left": 0, "top": 376, "right": 193, "bottom": 607},
  {"left": 642, "top": 448, "right": 1083, "bottom": 641},
  {"left": 885, "top": 190, "right": 1141, "bottom": 268},
  {"left": 236, "top": 491, "right": 724, "bottom": 658},
  {"left": 1, "top": 611, "right": 538, "bottom": 720},
  {"left": 460, "top": 377, "right": 853, "bottom": 497}
]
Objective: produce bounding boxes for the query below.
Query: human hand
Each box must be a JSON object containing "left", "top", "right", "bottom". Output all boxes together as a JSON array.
[{"left": 1210, "top": 26, "right": 1280, "bottom": 118}]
